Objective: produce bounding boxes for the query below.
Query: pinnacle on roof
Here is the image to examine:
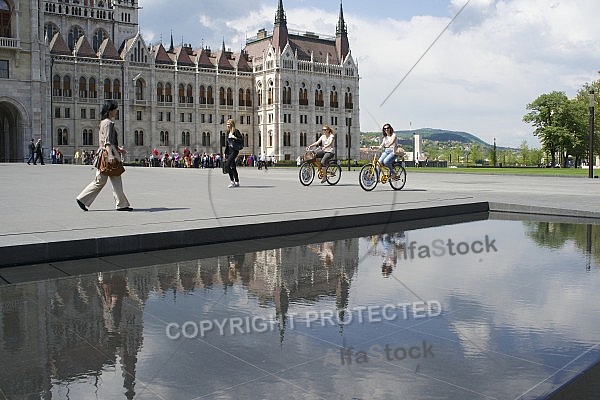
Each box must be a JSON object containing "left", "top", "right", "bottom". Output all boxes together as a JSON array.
[
  {"left": 275, "top": 0, "right": 286, "bottom": 26},
  {"left": 272, "top": 0, "right": 289, "bottom": 51},
  {"left": 335, "top": 0, "right": 349, "bottom": 62},
  {"left": 336, "top": 1, "right": 347, "bottom": 36}
]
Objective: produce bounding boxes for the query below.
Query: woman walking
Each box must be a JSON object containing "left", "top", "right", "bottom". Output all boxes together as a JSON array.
[
  {"left": 76, "top": 100, "right": 133, "bottom": 211},
  {"left": 224, "top": 118, "right": 243, "bottom": 187}
]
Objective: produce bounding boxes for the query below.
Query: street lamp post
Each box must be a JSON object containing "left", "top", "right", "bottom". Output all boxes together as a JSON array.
[
  {"left": 121, "top": 63, "right": 126, "bottom": 151},
  {"left": 347, "top": 112, "right": 351, "bottom": 171},
  {"left": 589, "top": 89, "right": 595, "bottom": 179}
]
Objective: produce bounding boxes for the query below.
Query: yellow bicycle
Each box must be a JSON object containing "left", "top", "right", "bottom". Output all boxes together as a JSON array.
[
  {"left": 299, "top": 149, "right": 342, "bottom": 186},
  {"left": 359, "top": 152, "right": 406, "bottom": 191}
]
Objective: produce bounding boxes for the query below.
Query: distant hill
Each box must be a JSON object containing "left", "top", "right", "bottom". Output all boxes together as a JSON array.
[
  {"left": 396, "top": 128, "right": 489, "bottom": 146},
  {"left": 362, "top": 128, "right": 490, "bottom": 147}
]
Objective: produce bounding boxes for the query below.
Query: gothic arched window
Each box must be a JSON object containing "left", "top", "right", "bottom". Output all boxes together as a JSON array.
[{"left": 0, "top": 0, "right": 11, "bottom": 38}]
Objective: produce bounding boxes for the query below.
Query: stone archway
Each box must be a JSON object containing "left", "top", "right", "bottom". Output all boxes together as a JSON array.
[{"left": 0, "top": 100, "right": 26, "bottom": 162}]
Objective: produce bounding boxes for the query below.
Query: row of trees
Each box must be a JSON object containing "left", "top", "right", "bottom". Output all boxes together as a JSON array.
[
  {"left": 523, "top": 81, "right": 600, "bottom": 167},
  {"left": 422, "top": 141, "right": 543, "bottom": 167}
]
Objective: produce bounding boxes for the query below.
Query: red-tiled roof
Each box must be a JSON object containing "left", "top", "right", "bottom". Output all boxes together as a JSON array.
[
  {"left": 235, "top": 52, "right": 252, "bottom": 72},
  {"left": 120, "top": 36, "right": 136, "bottom": 57},
  {"left": 99, "top": 38, "right": 121, "bottom": 60},
  {"left": 216, "top": 50, "right": 233, "bottom": 70},
  {"left": 49, "top": 32, "right": 71, "bottom": 56},
  {"left": 74, "top": 35, "right": 96, "bottom": 58},
  {"left": 175, "top": 46, "right": 195, "bottom": 66},
  {"left": 153, "top": 43, "right": 172, "bottom": 64},
  {"left": 196, "top": 48, "right": 214, "bottom": 68},
  {"left": 244, "top": 33, "right": 340, "bottom": 65},
  {"left": 243, "top": 38, "right": 271, "bottom": 64},
  {"left": 289, "top": 34, "right": 339, "bottom": 64}
]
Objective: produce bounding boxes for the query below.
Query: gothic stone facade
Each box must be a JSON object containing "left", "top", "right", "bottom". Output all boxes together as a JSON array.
[{"left": 0, "top": 0, "right": 359, "bottom": 163}]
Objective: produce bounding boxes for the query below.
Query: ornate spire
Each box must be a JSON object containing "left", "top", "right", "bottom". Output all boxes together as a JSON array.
[
  {"left": 335, "top": 1, "right": 349, "bottom": 62},
  {"left": 168, "top": 30, "right": 174, "bottom": 53},
  {"left": 272, "top": 0, "right": 289, "bottom": 52},
  {"left": 336, "top": 1, "right": 347, "bottom": 36},
  {"left": 275, "top": 0, "right": 286, "bottom": 26}
]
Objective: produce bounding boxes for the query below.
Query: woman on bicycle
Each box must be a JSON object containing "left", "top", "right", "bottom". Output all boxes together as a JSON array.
[
  {"left": 379, "top": 123, "right": 397, "bottom": 178},
  {"left": 307, "top": 125, "right": 335, "bottom": 183}
]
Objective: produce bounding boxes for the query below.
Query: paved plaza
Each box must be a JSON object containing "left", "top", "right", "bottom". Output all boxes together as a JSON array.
[
  {"left": 1, "top": 163, "right": 600, "bottom": 399},
  {"left": 0, "top": 163, "right": 599, "bottom": 280}
]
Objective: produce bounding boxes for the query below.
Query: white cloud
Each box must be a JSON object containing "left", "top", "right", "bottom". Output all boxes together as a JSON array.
[
  {"left": 138, "top": 0, "right": 600, "bottom": 148},
  {"left": 344, "top": 1, "right": 600, "bottom": 146}
]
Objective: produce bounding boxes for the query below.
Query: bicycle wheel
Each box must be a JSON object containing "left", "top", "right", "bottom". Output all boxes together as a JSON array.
[
  {"left": 389, "top": 163, "right": 407, "bottom": 190},
  {"left": 326, "top": 163, "right": 342, "bottom": 185},
  {"left": 359, "top": 164, "right": 378, "bottom": 191},
  {"left": 299, "top": 162, "right": 315, "bottom": 186}
]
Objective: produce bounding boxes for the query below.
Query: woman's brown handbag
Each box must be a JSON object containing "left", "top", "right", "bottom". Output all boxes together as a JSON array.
[
  {"left": 99, "top": 145, "right": 125, "bottom": 176},
  {"left": 394, "top": 145, "right": 406, "bottom": 159}
]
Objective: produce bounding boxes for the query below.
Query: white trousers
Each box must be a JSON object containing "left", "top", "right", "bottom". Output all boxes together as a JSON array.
[{"left": 77, "top": 169, "right": 130, "bottom": 209}]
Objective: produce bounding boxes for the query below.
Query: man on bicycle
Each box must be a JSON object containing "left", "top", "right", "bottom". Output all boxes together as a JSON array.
[{"left": 307, "top": 125, "right": 335, "bottom": 183}]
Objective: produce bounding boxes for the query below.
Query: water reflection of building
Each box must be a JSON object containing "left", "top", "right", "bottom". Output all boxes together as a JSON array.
[
  {"left": 248, "top": 239, "right": 359, "bottom": 341},
  {"left": 0, "top": 238, "right": 359, "bottom": 397},
  {"left": 0, "top": 270, "right": 148, "bottom": 399}
]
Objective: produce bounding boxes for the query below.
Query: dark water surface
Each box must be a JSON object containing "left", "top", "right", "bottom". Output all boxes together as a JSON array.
[{"left": 0, "top": 217, "right": 599, "bottom": 399}]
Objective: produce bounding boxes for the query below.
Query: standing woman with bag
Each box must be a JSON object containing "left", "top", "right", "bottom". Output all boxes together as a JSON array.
[
  {"left": 224, "top": 118, "right": 243, "bottom": 188},
  {"left": 76, "top": 100, "right": 133, "bottom": 211}
]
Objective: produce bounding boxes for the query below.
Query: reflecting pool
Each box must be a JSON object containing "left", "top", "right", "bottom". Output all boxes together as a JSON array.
[{"left": 0, "top": 218, "right": 599, "bottom": 399}]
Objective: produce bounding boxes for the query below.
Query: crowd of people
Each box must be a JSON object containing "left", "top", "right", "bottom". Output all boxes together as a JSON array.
[{"left": 145, "top": 148, "right": 274, "bottom": 170}]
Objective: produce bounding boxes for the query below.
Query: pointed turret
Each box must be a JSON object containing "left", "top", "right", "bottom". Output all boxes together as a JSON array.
[
  {"left": 336, "top": 1, "right": 349, "bottom": 62},
  {"left": 168, "top": 31, "right": 174, "bottom": 53},
  {"left": 272, "top": 0, "right": 289, "bottom": 53}
]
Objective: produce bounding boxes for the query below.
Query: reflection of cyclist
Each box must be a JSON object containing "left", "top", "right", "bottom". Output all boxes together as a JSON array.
[
  {"left": 308, "top": 241, "right": 335, "bottom": 267},
  {"left": 307, "top": 125, "right": 335, "bottom": 183},
  {"left": 379, "top": 123, "right": 397, "bottom": 178},
  {"left": 377, "top": 232, "right": 406, "bottom": 277}
]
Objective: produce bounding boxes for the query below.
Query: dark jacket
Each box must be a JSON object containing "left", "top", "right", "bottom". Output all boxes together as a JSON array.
[{"left": 225, "top": 129, "right": 243, "bottom": 154}]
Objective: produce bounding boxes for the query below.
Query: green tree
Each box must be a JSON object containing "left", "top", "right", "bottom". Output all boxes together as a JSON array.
[
  {"left": 574, "top": 80, "right": 600, "bottom": 166},
  {"left": 518, "top": 140, "right": 530, "bottom": 166},
  {"left": 523, "top": 91, "right": 572, "bottom": 166},
  {"left": 470, "top": 143, "right": 484, "bottom": 165},
  {"left": 529, "top": 148, "right": 544, "bottom": 166}
]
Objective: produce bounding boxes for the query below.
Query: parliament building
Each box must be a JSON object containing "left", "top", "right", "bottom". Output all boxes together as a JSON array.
[{"left": 0, "top": 0, "right": 360, "bottom": 163}]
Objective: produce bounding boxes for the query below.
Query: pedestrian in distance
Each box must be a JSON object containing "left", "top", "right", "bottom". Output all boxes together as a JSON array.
[
  {"left": 76, "top": 100, "right": 133, "bottom": 212},
  {"left": 258, "top": 151, "right": 268, "bottom": 171},
  {"left": 224, "top": 118, "right": 243, "bottom": 188},
  {"left": 26, "top": 139, "right": 35, "bottom": 165},
  {"left": 33, "top": 138, "right": 45, "bottom": 165}
]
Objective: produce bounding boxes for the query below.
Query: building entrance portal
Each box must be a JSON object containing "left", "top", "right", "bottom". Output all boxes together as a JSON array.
[{"left": 0, "top": 101, "right": 25, "bottom": 162}]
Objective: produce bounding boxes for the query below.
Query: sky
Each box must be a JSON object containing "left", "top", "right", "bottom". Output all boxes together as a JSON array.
[{"left": 138, "top": 0, "right": 600, "bottom": 148}]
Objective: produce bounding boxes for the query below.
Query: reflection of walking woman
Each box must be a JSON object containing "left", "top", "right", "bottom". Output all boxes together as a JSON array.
[
  {"left": 76, "top": 100, "right": 133, "bottom": 211},
  {"left": 225, "top": 118, "right": 243, "bottom": 188}
]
